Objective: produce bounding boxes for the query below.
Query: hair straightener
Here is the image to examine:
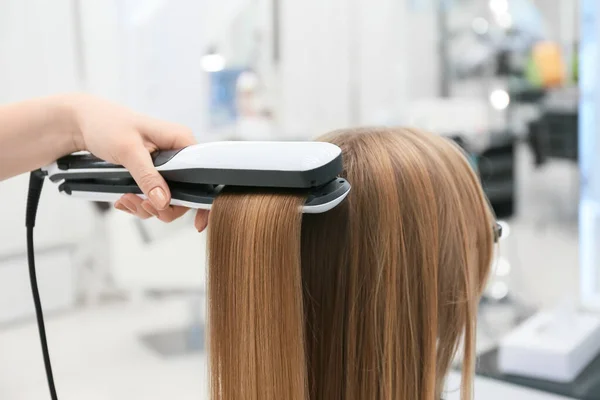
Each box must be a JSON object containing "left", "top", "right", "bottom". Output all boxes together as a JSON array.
[
  {"left": 24, "top": 141, "right": 351, "bottom": 400},
  {"left": 42, "top": 141, "right": 351, "bottom": 213}
]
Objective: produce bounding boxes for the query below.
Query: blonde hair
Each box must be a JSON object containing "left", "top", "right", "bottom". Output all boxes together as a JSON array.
[{"left": 208, "top": 127, "right": 495, "bottom": 400}]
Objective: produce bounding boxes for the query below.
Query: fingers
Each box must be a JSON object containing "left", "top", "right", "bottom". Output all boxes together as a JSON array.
[
  {"left": 195, "top": 210, "right": 209, "bottom": 232},
  {"left": 118, "top": 117, "right": 196, "bottom": 211},
  {"left": 115, "top": 196, "right": 207, "bottom": 233},
  {"left": 115, "top": 194, "right": 152, "bottom": 219},
  {"left": 140, "top": 200, "right": 189, "bottom": 223},
  {"left": 115, "top": 194, "right": 190, "bottom": 223},
  {"left": 118, "top": 142, "right": 171, "bottom": 210}
]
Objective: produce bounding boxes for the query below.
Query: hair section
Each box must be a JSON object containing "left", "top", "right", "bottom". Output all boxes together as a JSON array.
[{"left": 208, "top": 190, "right": 308, "bottom": 400}]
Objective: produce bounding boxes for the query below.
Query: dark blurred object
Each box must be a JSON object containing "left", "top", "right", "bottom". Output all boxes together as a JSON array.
[
  {"left": 450, "top": 133, "right": 516, "bottom": 219},
  {"left": 448, "top": 135, "right": 470, "bottom": 153},
  {"left": 478, "top": 133, "right": 517, "bottom": 219},
  {"left": 497, "top": 50, "right": 514, "bottom": 76},
  {"left": 508, "top": 76, "right": 548, "bottom": 103},
  {"left": 527, "top": 87, "right": 579, "bottom": 165},
  {"left": 477, "top": 347, "right": 600, "bottom": 400},
  {"left": 527, "top": 119, "right": 548, "bottom": 167},
  {"left": 93, "top": 202, "right": 111, "bottom": 213},
  {"left": 511, "top": 86, "right": 547, "bottom": 103},
  {"left": 540, "top": 112, "right": 578, "bottom": 161}
]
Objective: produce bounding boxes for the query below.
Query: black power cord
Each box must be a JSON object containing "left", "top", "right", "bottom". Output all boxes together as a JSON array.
[{"left": 26, "top": 170, "right": 58, "bottom": 400}]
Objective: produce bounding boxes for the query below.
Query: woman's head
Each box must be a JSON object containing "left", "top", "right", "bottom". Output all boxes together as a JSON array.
[
  {"left": 208, "top": 127, "right": 495, "bottom": 400},
  {"left": 302, "top": 127, "right": 495, "bottom": 399}
]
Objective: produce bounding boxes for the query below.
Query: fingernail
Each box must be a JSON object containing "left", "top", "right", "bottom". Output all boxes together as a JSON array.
[
  {"left": 197, "top": 219, "right": 209, "bottom": 233},
  {"left": 149, "top": 187, "right": 168, "bottom": 210},
  {"left": 142, "top": 202, "right": 159, "bottom": 217}
]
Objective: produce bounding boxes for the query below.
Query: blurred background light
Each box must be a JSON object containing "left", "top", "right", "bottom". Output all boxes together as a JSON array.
[
  {"left": 489, "top": 0, "right": 509, "bottom": 15},
  {"left": 201, "top": 52, "right": 225, "bottom": 72},
  {"left": 472, "top": 17, "right": 490, "bottom": 35},
  {"left": 490, "top": 89, "right": 510, "bottom": 110}
]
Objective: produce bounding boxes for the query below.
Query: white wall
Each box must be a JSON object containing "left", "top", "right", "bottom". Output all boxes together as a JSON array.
[
  {"left": 405, "top": 9, "right": 440, "bottom": 100},
  {"left": 0, "top": 0, "right": 80, "bottom": 102},
  {"left": 77, "top": 0, "right": 124, "bottom": 100},
  {"left": 278, "top": 0, "right": 352, "bottom": 136},
  {"left": 355, "top": 0, "right": 409, "bottom": 124},
  {"left": 278, "top": 0, "right": 411, "bottom": 137}
]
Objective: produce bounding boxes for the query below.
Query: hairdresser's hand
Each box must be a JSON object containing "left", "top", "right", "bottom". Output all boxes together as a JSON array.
[{"left": 69, "top": 94, "right": 209, "bottom": 231}]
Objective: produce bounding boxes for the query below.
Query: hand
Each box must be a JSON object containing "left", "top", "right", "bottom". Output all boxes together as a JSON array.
[{"left": 69, "top": 94, "right": 209, "bottom": 231}]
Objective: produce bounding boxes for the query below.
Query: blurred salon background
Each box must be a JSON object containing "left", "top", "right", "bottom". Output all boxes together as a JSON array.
[{"left": 0, "top": 0, "right": 597, "bottom": 399}]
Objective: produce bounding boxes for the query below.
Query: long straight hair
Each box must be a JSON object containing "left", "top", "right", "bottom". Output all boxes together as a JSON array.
[
  {"left": 208, "top": 127, "right": 495, "bottom": 400},
  {"left": 208, "top": 190, "right": 308, "bottom": 400}
]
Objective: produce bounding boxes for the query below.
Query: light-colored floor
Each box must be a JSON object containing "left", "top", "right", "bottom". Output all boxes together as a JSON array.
[
  {"left": 0, "top": 146, "right": 581, "bottom": 399},
  {"left": 0, "top": 298, "right": 573, "bottom": 400},
  {"left": 0, "top": 299, "right": 206, "bottom": 400}
]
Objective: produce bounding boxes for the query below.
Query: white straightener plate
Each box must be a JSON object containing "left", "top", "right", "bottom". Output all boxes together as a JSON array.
[{"left": 58, "top": 179, "right": 351, "bottom": 214}]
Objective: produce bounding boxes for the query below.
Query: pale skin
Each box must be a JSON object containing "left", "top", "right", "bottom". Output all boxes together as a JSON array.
[{"left": 0, "top": 93, "right": 209, "bottom": 231}]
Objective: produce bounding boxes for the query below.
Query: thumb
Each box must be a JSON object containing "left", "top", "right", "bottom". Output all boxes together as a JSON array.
[{"left": 120, "top": 144, "right": 171, "bottom": 210}]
